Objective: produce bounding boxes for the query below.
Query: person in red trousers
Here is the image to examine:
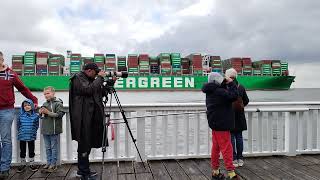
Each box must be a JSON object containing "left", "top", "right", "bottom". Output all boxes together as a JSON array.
[{"left": 202, "top": 72, "right": 239, "bottom": 180}]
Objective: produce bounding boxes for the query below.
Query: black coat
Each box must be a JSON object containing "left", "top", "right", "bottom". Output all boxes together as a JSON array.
[
  {"left": 202, "top": 81, "right": 238, "bottom": 131},
  {"left": 232, "top": 81, "right": 249, "bottom": 132},
  {"left": 69, "top": 72, "right": 106, "bottom": 152}
]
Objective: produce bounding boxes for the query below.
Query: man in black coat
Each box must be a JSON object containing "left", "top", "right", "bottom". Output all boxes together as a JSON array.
[
  {"left": 202, "top": 72, "right": 240, "bottom": 180},
  {"left": 225, "top": 68, "right": 249, "bottom": 168},
  {"left": 69, "top": 63, "right": 107, "bottom": 179}
]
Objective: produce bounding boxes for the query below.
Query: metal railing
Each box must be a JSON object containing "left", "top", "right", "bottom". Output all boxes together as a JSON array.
[{"left": 10, "top": 102, "right": 320, "bottom": 164}]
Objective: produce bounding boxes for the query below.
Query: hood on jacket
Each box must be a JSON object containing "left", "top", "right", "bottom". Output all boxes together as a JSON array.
[
  {"left": 20, "top": 99, "right": 36, "bottom": 114},
  {"left": 202, "top": 81, "right": 220, "bottom": 93},
  {"left": 208, "top": 72, "right": 224, "bottom": 85}
]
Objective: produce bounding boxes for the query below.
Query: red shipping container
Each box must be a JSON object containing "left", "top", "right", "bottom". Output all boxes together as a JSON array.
[
  {"left": 139, "top": 54, "right": 149, "bottom": 60},
  {"left": 36, "top": 65, "right": 47, "bottom": 69},
  {"left": 260, "top": 60, "right": 272, "bottom": 64},
  {"left": 211, "top": 56, "right": 221, "bottom": 60},
  {"left": 94, "top": 54, "right": 104, "bottom": 56},
  {"left": 161, "top": 63, "right": 171, "bottom": 68},
  {"left": 106, "top": 63, "right": 116, "bottom": 68},
  {"left": 48, "top": 66, "right": 60, "bottom": 71},
  {"left": 37, "top": 52, "right": 49, "bottom": 58}
]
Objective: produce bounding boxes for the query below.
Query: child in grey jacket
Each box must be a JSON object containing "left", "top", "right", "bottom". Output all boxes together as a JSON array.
[{"left": 39, "top": 86, "right": 65, "bottom": 173}]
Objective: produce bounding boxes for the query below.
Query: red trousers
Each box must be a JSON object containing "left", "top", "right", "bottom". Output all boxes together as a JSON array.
[{"left": 211, "top": 131, "right": 235, "bottom": 171}]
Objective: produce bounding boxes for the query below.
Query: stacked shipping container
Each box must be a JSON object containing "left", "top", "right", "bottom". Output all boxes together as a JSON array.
[
  {"left": 24, "top": 51, "right": 36, "bottom": 75},
  {"left": 105, "top": 54, "right": 116, "bottom": 72},
  {"left": 94, "top": 54, "right": 105, "bottom": 71},
  {"left": 181, "top": 58, "right": 191, "bottom": 75},
  {"left": 11, "top": 55, "right": 24, "bottom": 75},
  {"left": 171, "top": 53, "right": 181, "bottom": 75},
  {"left": 117, "top": 56, "right": 127, "bottom": 72},
  {"left": 158, "top": 53, "right": 171, "bottom": 75},
  {"left": 139, "top": 54, "right": 150, "bottom": 75},
  {"left": 150, "top": 56, "right": 160, "bottom": 74},
  {"left": 187, "top": 54, "right": 202, "bottom": 76},
  {"left": 10, "top": 51, "right": 291, "bottom": 78},
  {"left": 210, "top": 56, "right": 222, "bottom": 74},
  {"left": 70, "top": 53, "right": 81, "bottom": 74},
  {"left": 127, "top": 54, "right": 139, "bottom": 75}
]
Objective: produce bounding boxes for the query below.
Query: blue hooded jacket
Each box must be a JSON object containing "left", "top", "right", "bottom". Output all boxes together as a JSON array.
[{"left": 17, "top": 99, "right": 39, "bottom": 141}]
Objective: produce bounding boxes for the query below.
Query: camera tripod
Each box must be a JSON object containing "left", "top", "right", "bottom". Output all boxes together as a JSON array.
[{"left": 100, "top": 85, "right": 147, "bottom": 180}]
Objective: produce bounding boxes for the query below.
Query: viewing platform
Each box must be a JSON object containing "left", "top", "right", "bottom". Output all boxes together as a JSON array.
[{"left": 8, "top": 102, "right": 320, "bottom": 179}]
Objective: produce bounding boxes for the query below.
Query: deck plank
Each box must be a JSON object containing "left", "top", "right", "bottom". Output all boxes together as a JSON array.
[
  {"left": 48, "top": 164, "right": 72, "bottom": 178},
  {"left": 287, "top": 156, "right": 314, "bottom": 166},
  {"left": 263, "top": 156, "right": 318, "bottom": 180},
  {"left": 10, "top": 168, "right": 35, "bottom": 180},
  {"left": 177, "top": 159, "right": 207, "bottom": 180},
  {"left": 101, "top": 162, "right": 118, "bottom": 180},
  {"left": 162, "top": 160, "right": 190, "bottom": 180},
  {"left": 300, "top": 155, "right": 320, "bottom": 164},
  {"left": 64, "top": 164, "right": 79, "bottom": 180},
  {"left": 9, "top": 155, "right": 320, "bottom": 180},
  {"left": 193, "top": 159, "right": 212, "bottom": 179},
  {"left": 244, "top": 158, "right": 281, "bottom": 180},
  {"left": 118, "top": 174, "right": 136, "bottom": 180},
  {"left": 149, "top": 161, "right": 171, "bottom": 180},
  {"left": 118, "top": 161, "right": 134, "bottom": 174}
]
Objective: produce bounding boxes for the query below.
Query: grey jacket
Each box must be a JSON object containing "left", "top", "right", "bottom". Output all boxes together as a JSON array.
[{"left": 41, "top": 97, "right": 65, "bottom": 135}]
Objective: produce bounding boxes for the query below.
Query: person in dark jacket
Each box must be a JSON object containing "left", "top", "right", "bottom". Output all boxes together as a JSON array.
[
  {"left": 17, "top": 99, "right": 39, "bottom": 173},
  {"left": 69, "top": 63, "right": 107, "bottom": 180},
  {"left": 0, "top": 51, "right": 38, "bottom": 179},
  {"left": 225, "top": 68, "right": 249, "bottom": 167},
  {"left": 202, "top": 72, "right": 240, "bottom": 180}
]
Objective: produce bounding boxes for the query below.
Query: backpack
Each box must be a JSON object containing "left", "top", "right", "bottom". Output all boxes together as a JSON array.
[{"left": 232, "top": 85, "right": 244, "bottom": 112}]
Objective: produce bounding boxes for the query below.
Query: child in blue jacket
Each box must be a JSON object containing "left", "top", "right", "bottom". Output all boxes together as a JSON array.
[{"left": 17, "top": 99, "right": 39, "bottom": 172}]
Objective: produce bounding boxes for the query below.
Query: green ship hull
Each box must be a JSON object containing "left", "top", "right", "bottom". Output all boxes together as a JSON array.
[{"left": 20, "top": 75, "right": 295, "bottom": 91}]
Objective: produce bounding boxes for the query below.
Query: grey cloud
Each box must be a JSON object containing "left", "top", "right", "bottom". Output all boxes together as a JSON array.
[{"left": 134, "top": 0, "right": 320, "bottom": 62}]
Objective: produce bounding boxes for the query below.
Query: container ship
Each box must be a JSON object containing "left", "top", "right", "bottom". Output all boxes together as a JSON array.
[{"left": 11, "top": 51, "right": 295, "bottom": 91}]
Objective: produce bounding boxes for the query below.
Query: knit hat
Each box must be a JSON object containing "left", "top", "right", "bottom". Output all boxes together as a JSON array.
[
  {"left": 225, "top": 68, "right": 238, "bottom": 78},
  {"left": 208, "top": 72, "right": 224, "bottom": 85}
]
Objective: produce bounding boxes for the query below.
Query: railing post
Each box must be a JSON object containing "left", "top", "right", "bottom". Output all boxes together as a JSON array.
[
  {"left": 136, "top": 110, "right": 146, "bottom": 162},
  {"left": 65, "top": 112, "right": 73, "bottom": 162},
  {"left": 285, "top": 112, "right": 298, "bottom": 156}
]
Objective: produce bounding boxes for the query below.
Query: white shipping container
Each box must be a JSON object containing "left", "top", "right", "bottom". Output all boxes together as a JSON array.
[{"left": 36, "top": 58, "right": 48, "bottom": 65}]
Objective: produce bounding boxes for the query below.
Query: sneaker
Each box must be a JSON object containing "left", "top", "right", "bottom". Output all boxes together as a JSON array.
[
  {"left": 44, "top": 165, "right": 57, "bottom": 173},
  {"left": 76, "top": 171, "right": 98, "bottom": 178},
  {"left": 238, "top": 159, "right": 244, "bottom": 167},
  {"left": 226, "top": 174, "right": 240, "bottom": 180},
  {"left": 43, "top": 164, "right": 50, "bottom": 169},
  {"left": 0, "top": 170, "right": 9, "bottom": 179},
  {"left": 232, "top": 160, "right": 239, "bottom": 167},
  {"left": 211, "top": 172, "right": 225, "bottom": 180},
  {"left": 17, "top": 165, "right": 26, "bottom": 173},
  {"left": 30, "top": 164, "right": 39, "bottom": 172}
]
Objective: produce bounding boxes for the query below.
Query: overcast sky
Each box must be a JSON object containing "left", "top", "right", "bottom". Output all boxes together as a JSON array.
[{"left": 1, "top": 0, "right": 319, "bottom": 88}]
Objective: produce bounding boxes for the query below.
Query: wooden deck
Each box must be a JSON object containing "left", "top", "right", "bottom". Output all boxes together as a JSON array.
[{"left": 6, "top": 154, "right": 320, "bottom": 180}]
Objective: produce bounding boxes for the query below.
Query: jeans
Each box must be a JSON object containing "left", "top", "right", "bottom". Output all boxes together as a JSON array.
[
  {"left": 43, "top": 134, "right": 59, "bottom": 166},
  {"left": 0, "top": 109, "right": 15, "bottom": 171},
  {"left": 20, "top": 141, "right": 35, "bottom": 159},
  {"left": 231, "top": 131, "right": 243, "bottom": 160}
]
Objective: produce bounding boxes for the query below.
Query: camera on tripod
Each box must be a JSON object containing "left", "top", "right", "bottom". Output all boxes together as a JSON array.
[{"left": 102, "top": 71, "right": 129, "bottom": 93}]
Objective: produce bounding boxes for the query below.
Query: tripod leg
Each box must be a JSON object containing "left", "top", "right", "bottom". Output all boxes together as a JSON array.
[{"left": 112, "top": 88, "right": 147, "bottom": 170}]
